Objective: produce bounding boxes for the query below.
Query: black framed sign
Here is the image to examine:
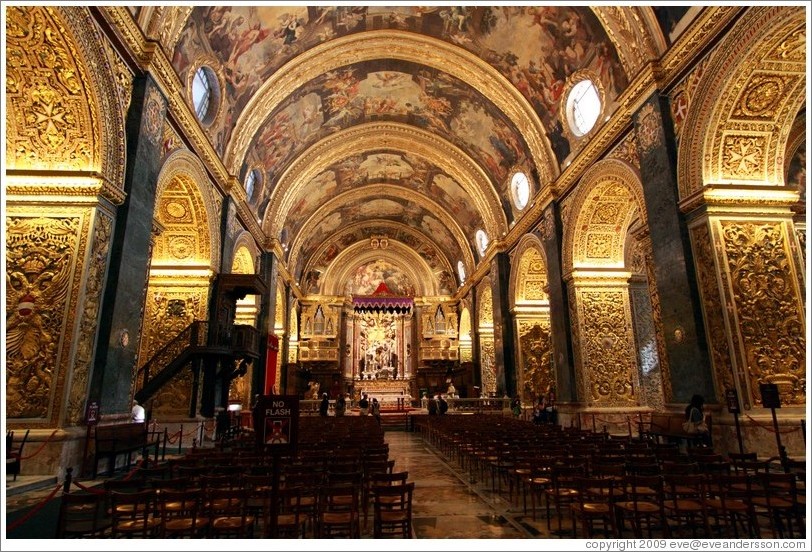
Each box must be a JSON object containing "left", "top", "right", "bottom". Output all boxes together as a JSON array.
[
  {"left": 254, "top": 395, "right": 299, "bottom": 454},
  {"left": 759, "top": 383, "right": 781, "bottom": 409}
]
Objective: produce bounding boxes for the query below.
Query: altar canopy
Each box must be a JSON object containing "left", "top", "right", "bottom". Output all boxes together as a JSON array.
[{"left": 352, "top": 281, "right": 413, "bottom": 314}]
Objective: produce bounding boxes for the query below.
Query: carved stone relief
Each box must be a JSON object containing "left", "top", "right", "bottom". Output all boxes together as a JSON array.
[
  {"left": 517, "top": 320, "right": 554, "bottom": 402},
  {"left": 575, "top": 288, "right": 639, "bottom": 406},
  {"left": 720, "top": 220, "right": 805, "bottom": 406},
  {"left": 67, "top": 211, "right": 113, "bottom": 424},
  {"left": 691, "top": 223, "right": 736, "bottom": 402},
  {"left": 6, "top": 214, "right": 82, "bottom": 420}
]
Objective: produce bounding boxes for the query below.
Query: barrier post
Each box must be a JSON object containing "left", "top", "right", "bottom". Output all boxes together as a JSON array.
[
  {"left": 63, "top": 467, "right": 73, "bottom": 493},
  {"left": 178, "top": 425, "right": 184, "bottom": 455}
]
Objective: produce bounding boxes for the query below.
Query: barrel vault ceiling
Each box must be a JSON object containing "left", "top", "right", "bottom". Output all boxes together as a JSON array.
[{"left": 147, "top": 5, "right": 665, "bottom": 298}]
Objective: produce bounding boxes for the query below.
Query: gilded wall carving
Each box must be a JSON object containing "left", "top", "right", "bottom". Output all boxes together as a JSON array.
[
  {"left": 721, "top": 134, "right": 767, "bottom": 181},
  {"left": 515, "top": 246, "right": 548, "bottom": 303},
  {"left": 478, "top": 282, "right": 496, "bottom": 395},
  {"left": 721, "top": 220, "right": 805, "bottom": 406},
  {"left": 152, "top": 364, "right": 195, "bottom": 416},
  {"left": 575, "top": 288, "right": 638, "bottom": 406},
  {"left": 155, "top": 151, "right": 222, "bottom": 270},
  {"left": 690, "top": 223, "right": 735, "bottom": 401},
  {"left": 607, "top": 133, "right": 640, "bottom": 169},
  {"left": 5, "top": 7, "right": 95, "bottom": 171},
  {"left": 677, "top": 8, "right": 806, "bottom": 198},
  {"left": 288, "top": 300, "right": 299, "bottom": 364},
  {"left": 517, "top": 320, "right": 554, "bottom": 401},
  {"left": 139, "top": 288, "right": 207, "bottom": 366},
  {"left": 67, "top": 211, "right": 113, "bottom": 424},
  {"left": 669, "top": 57, "right": 709, "bottom": 141},
  {"left": 6, "top": 215, "right": 82, "bottom": 419},
  {"left": 480, "top": 336, "right": 496, "bottom": 396},
  {"left": 562, "top": 160, "right": 645, "bottom": 276},
  {"left": 153, "top": 174, "right": 212, "bottom": 265},
  {"left": 101, "top": 38, "right": 132, "bottom": 117},
  {"left": 635, "top": 102, "right": 663, "bottom": 155}
]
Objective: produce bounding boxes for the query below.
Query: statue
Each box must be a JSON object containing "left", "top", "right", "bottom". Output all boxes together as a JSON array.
[{"left": 307, "top": 381, "right": 321, "bottom": 400}]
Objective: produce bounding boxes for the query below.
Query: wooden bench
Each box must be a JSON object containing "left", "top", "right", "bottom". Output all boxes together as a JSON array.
[
  {"left": 642, "top": 412, "right": 712, "bottom": 446},
  {"left": 92, "top": 422, "right": 160, "bottom": 477}
]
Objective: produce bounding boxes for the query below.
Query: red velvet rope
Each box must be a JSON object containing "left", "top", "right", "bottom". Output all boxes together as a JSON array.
[
  {"left": 743, "top": 414, "right": 802, "bottom": 434},
  {"left": 165, "top": 429, "right": 183, "bottom": 444},
  {"left": 6, "top": 483, "right": 62, "bottom": 533},
  {"left": 121, "top": 458, "right": 145, "bottom": 480},
  {"left": 71, "top": 480, "right": 106, "bottom": 494},
  {"left": 19, "top": 429, "right": 59, "bottom": 460}
]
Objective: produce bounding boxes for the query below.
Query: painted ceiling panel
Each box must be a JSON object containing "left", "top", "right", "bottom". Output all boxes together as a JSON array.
[
  {"left": 280, "top": 151, "right": 486, "bottom": 248},
  {"left": 241, "top": 61, "right": 531, "bottom": 204}
]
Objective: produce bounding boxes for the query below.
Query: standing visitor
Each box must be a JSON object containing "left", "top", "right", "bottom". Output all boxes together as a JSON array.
[{"left": 319, "top": 392, "right": 329, "bottom": 417}]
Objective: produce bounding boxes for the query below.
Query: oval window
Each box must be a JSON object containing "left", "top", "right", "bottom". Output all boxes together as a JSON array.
[
  {"left": 510, "top": 171, "right": 531, "bottom": 210},
  {"left": 475, "top": 229, "right": 489, "bottom": 257},
  {"left": 244, "top": 169, "right": 258, "bottom": 202},
  {"left": 192, "top": 66, "right": 220, "bottom": 126},
  {"left": 566, "top": 79, "right": 601, "bottom": 137}
]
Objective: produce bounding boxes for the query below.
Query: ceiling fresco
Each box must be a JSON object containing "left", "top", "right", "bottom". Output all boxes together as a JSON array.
[
  {"left": 173, "top": 6, "right": 626, "bottom": 163},
  {"left": 280, "top": 151, "right": 485, "bottom": 248},
  {"left": 166, "top": 5, "right": 633, "bottom": 299},
  {"left": 240, "top": 62, "right": 531, "bottom": 205},
  {"left": 291, "top": 195, "right": 466, "bottom": 281},
  {"left": 301, "top": 222, "right": 458, "bottom": 295}
]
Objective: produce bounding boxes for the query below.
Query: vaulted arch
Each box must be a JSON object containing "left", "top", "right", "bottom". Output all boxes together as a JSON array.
[
  {"left": 678, "top": 6, "right": 806, "bottom": 197},
  {"left": 562, "top": 159, "right": 645, "bottom": 275}
]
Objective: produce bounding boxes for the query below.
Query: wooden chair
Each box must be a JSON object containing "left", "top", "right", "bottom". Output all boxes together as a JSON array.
[
  {"left": 615, "top": 474, "right": 667, "bottom": 538},
  {"left": 570, "top": 475, "right": 617, "bottom": 538},
  {"left": 268, "top": 486, "right": 309, "bottom": 538},
  {"left": 527, "top": 460, "right": 554, "bottom": 521},
  {"left": 318, "top": 482, "right": 361, "bottom": 538},
  {"left": 56, "top": 491, "right": 111, "bottom": 538},
  {"left": 544, "top": 463, "right": 585, "bottom": 533},
  {"left": 158, "top": 487, "right": 209, "bottom": 538},
  {"left": 205, "top": 487, "right": 255, "bottom": 538},
  {"left": 662, "top": 473, "right": 710, "bottom": 537},
  {"left": 109, "top": 488, "right": 161, "bottom": 537},
  {"left": 704, "top": 473, "right": 759, "bottom": 538},
  {"left": 373, "top": 482, "right": 415, "bottom": 538},
  {"left": 750, "top": 472, "right": 803, "bottom": 538}
]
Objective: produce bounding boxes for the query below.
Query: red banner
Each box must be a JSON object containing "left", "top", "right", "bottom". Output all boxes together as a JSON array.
[{"left": 264, "top": 334, "right": 279, "bottom": 395}]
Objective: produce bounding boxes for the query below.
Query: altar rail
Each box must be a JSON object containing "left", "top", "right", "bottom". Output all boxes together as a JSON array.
[{"left": 420, "top": 397, "right": 511, "bottom": 413}]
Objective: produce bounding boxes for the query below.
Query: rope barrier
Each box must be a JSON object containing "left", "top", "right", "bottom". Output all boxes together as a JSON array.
[
  {"left": 20, "top": 429, "right": 59, "bottom": 460},
  {"left": 164, "top": 429, "right": 183, "bottom": 444},
  {"left": 121, "top": 458, "right": 145, "bottom": 480},
  {"left": 71, "top": 480, "right": 106, "bottom": 495},
  {"left": 6, "top": 482, "right": 62, "bottom": 533},
  {"left": 743, "top": 414, "right": 802, "bottom": 434}
]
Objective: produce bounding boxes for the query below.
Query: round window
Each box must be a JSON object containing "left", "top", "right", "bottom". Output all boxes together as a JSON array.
[
  {"left": 510, "top": 171, "right": 531, "bottom": 210},
  {"left": 192, "top": 66, "right": 220, "bottom": 126},
  {"left": 475, "top": 229, "right": 489, "bottom": 257},
  {"left": 457, "top": 261, "right": 466, "bottom": 284},
  {"left": 566, "top": 79, "right": 601, "bottom": 137}
]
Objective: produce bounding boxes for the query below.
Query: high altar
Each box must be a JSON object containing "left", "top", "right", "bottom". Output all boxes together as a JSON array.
[{"left": 349, "top": 283, "right": 414, "bottom": 404}]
